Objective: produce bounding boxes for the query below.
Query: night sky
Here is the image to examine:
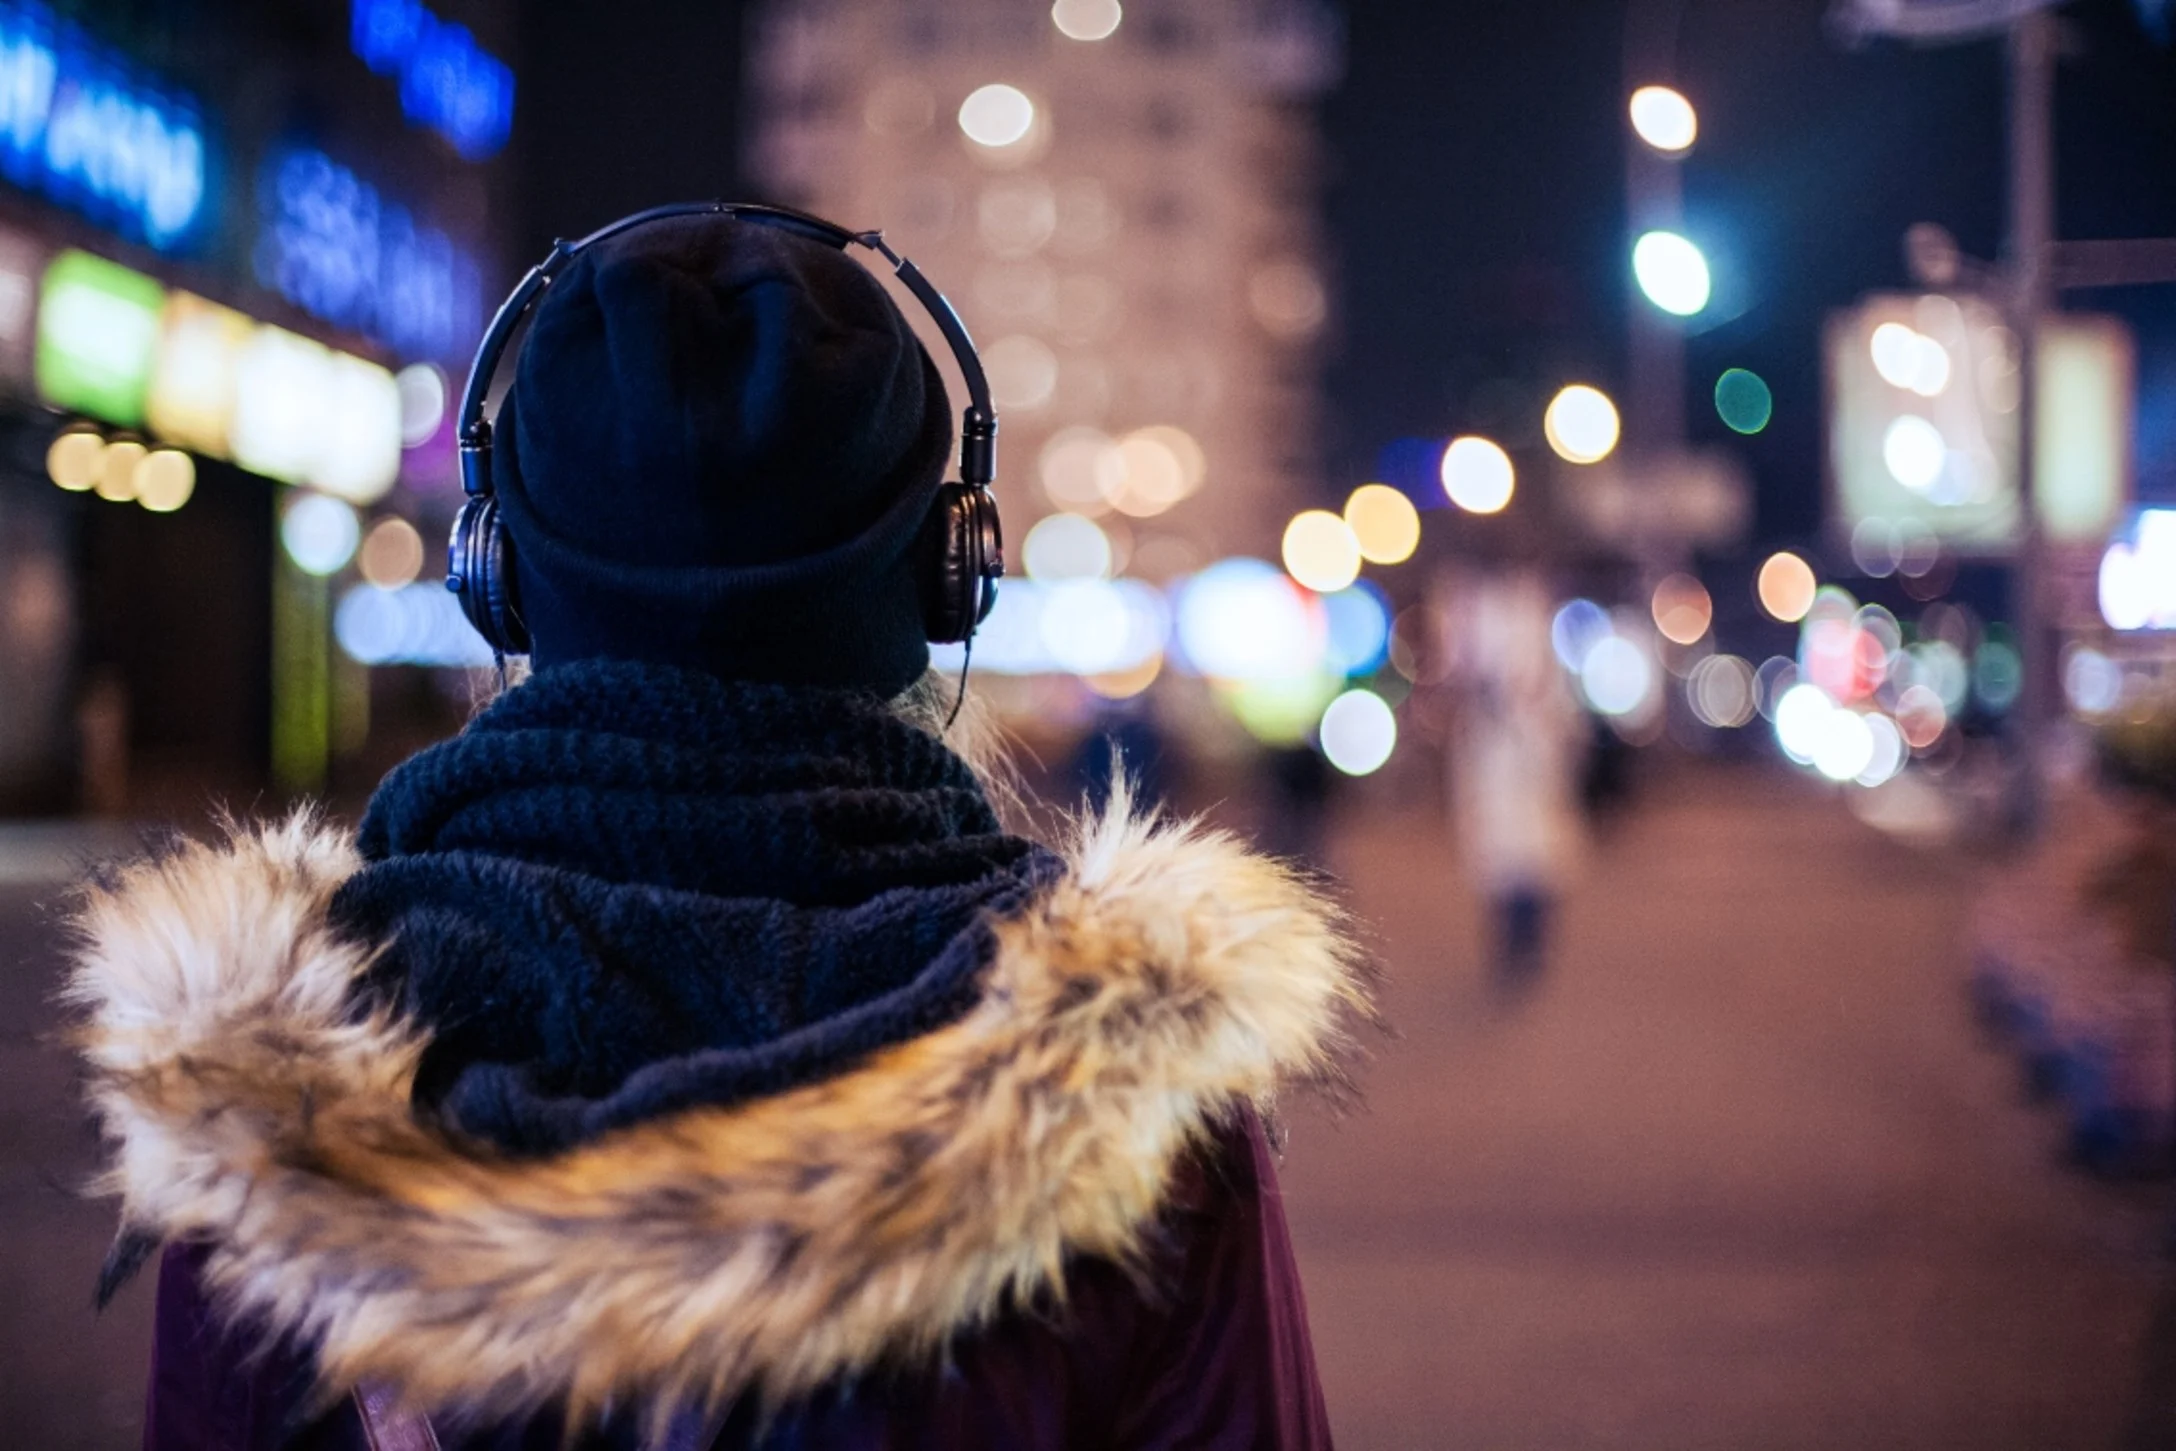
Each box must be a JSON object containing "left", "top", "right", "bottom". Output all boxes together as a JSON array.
[{"left": 513, "top": 0, "right": 2176, "bottom": 557}]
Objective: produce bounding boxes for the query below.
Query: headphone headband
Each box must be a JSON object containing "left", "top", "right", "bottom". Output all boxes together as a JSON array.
[
  {"left": 447, "top": 200, "right": 1004, "bottom": 665},
  {"left": 457, "top": 201, "right": 996, "bottom": 499}
]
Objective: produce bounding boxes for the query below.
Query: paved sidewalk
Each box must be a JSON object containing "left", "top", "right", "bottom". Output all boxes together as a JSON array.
[{"left": 1280, "top": 764, "right": 2168, "bottom": 1449}]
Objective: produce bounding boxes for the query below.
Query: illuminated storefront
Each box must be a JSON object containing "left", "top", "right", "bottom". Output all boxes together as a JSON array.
[{"left": 0, "top": 0, "right": 510, "bottom": 813}]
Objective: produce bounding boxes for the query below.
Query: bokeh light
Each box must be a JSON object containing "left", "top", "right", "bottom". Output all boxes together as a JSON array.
[
  {"left": 359, "top": 516, "right": 426, "bottom": 589},
  {"left": 958, "top": 84, "right": 1036, "bottom": 148},
  {"left": 94, "top": 438, "right": 145, "bottom": 502},
  {"left": 1773, "top": 683, "right": 1833, "bottom": 764},
  {"left": 395, "top": 362, "right": 447, "bottom": 447},
  {"left": 1319, "top": 690, "right": 1397, "bottom": 776},
  {"left": 47, "top": 428, "right": 102, "bottom": 491},
  {"left": 1714, "top": 368, "right": 1773, "bottom": 434},
  {"left": 1881, "top": 414, "right": 1945, "bottom": 492},
  {"left": 337, "top": 582, "right": 495, "bottom": 667},
  {"left": 1628, "top": 85, "right": 1697, "bottom": 152},
  {"left": 1022, "top": 512, "right": 1112, "bottom": 581},
  {"left": 1543, "top": 384, "right": 1620, "bottom": 464},
  {"left": 282, "top": 492, "right": 361, "bottom": 576},
  {"left": 1039, "top": 425, "right": 1120, "bottom": 514},
  {"left": 1282, "top": 510, "right": 1362, "bottom": 593},
  {"left": 1687, "top": 653, "right": 1757, "bottom": 728},
  {"left": 1894, "top": 683, "right": 1948, "bottom": 748},
  {"left": 2062, "top": 645, "right": 2122, "bottom": 714},
  {"left": 134, "top": 449, "right": 195, "bottom": 513},
  {"left": 1757, "top": 551, "right": 1817, "bottom": 623},
  {"left": 1039, "top": 579, "right": 1132, "bottom": 674},
  {"left": 1551, "top": 598, "right": 1612, "bottom": 672},
  {"left": 1248, "top": 260, "right": 1328, "bottom": 339},
  {"left": 1632, "top": 230, "right": 1710, "bottom": 316},
  {"left": 1579, "top": 635, "right": 1654, "bottom": 717},
  {"left": 1974, "top": 636, "right": 2022, "bottom": 712},
  {"left": 1854, "top": 714, "right": 1905, "bottom": 787},
  {"left": 1176, "top": 558, "right": 1325, "bottom": 682},
  {"left": 1811, "top": 709, "right": 1876, "bottom": 783},
  {"left": 1103, "top": 425, "right": 1204, "bottom": 517},
  {"left": 1344, "top": 483, "right": 1421, "bottom": 565},
  {"left": 984, "top": 334, "right": 1058, "bottom": 410},
  {"left": 1754, "top": 656, "right": 1798, "bottom": 720},
  {"left": 1869, "top": 322, "right": 1951, "bottom": 396},
  {"left": 1650, "top": 573, "right": 1712, "bottom": 645},
  {"left": 1322, "top": 583, "right": 1392, "bottom": 676},
  {"left": 1440, "top": 435, "right": 1514, "bottom": 514},
  {"left": 1051, "top": 0, "right": 1122, "bottom": 41}
]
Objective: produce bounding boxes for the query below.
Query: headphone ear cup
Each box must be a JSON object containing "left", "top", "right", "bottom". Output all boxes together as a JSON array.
[
  {"left": 919, "top": 484, "right": 972, "bottom": 645},
  {"left": 448, "top": 495, "right": 531, "bottom": 655},
  {"left": 921, "top": 482, "right": 1000, "bottom": 645}
]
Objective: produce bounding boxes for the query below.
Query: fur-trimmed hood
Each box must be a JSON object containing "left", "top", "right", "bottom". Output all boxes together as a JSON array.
[{"left": 66, "top": 800, "right": 1366, "bottom": 1430}]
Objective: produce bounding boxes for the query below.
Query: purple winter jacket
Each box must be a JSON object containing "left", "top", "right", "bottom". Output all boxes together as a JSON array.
[
  {"left": 144, "top": 1111, "right": 1328, "bottom": 1450},
  {"left": 72, "top": 807, "right": 1364, "bottom": 1451}
]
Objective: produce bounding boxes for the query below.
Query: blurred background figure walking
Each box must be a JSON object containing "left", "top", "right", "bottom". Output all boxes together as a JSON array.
[{"left": 1440, "top": 570, "right": 1587, "bottom": 993}]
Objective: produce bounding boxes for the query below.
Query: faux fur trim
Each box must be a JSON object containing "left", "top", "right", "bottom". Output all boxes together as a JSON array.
[{"left": 66, "top": 797, "right": 1367, "bottom": 1428}]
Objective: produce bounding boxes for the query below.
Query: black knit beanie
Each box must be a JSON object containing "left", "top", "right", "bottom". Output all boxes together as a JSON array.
[{"left": 494, "top": 213, "right": 953, "bottom": 696}]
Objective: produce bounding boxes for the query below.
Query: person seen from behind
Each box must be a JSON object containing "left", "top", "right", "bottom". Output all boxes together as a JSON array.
[{"left": 66, "top": 209, "right": 1367, "bottom": 1449}]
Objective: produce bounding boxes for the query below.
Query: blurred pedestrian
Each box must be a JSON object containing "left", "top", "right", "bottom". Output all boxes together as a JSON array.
[
  {"left": 67, "top": 211, "right": 1363, "bottom": 1450},
  {"left": 1440, "top": 570, "right": 1586, "bottom": 994}
]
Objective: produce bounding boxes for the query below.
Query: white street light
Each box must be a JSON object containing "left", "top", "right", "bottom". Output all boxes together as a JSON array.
[
  {"left": 1632, "top": 230, "right": 1711, "bottom": 316},
  {"left": 1628, "top": 85, "right": 1697, "bottom": 153}
]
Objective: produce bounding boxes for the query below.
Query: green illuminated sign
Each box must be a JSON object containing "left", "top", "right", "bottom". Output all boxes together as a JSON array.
[{"left": 36, "top": 249, "right": 165, "bottom": 427}]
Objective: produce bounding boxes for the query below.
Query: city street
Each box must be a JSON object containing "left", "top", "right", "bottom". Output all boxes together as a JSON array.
[
  {"left": 1, "top": 765, "right": 2169, "bottom": 1449},
  {"left": 1284, "top": 761, "right": 2171, "bottom": 1448}
]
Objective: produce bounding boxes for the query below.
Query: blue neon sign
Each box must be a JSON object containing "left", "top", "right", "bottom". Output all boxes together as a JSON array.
[
  {"left": 351, "top": 0, "right": 514, "bottom": 161},
  {"left": 254, "top": 147, "right": 481, "bottom": 363},
  {"left": 0, "top": 3, "right": 206, "bottom": 249}
]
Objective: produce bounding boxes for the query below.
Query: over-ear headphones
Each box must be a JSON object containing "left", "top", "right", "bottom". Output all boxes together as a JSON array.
[{"left": 446, "top": 201, "right": 1003, "bottom": 657}]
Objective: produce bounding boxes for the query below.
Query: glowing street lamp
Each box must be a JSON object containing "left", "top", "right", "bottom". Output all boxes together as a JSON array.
[
  {"left": 1632, "top": 230, "right": 1710, "bottom": 317},
  {"left": 1628, "top": 85, "right": 1697, "bottom": 153}
]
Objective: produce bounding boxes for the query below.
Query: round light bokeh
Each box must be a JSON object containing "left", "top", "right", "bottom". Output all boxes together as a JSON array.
[
  {"left": 1714, "top": 368, "right": 1773, "bottom": 434},
  {"left": 1632, "top": 230, "right": 1710, "bottom": 316},
  {"left": 1440, "top": 435, "right": 1514, "bottom": 514},
  {"left": 1551, "top": 598, "right": 1612, "bottom": 672},
  {"left": 1176, "top": 557, "right": 1325, "bottom": 682},
  {"left": 1686, "top": 653, "right": 1757, "bottom": 728},
  {"left": 1282, "top": 510, "right": 1362, "bottom": 594},
  {"left": 1050, "top": 0, "right": 1121, "bottom": 41},
  {"left": 1881, "top": 414, "right": 1946, "bottom": 492},
  {"left": 1650, "top": 573, "right": 1712, "bottom": 645},
  {"left": 984, "top": 334, "right": 1059, "bottom": 411},
  {"left": 1628, "top": 84, "right": 1697, "bottom": 152},
  {"left": 359, "top": 516, "right": 426, "bottom": 589},
  {"left": 1022, "top": 511, "right": 1112, "bottom": 582},
  {"left": 46, "top": 429, "right": 102, "bottom": 491},
  {"left": 97, "top": 439, "right": 146, "bottom": 502},
  {"left": 134, "top": 449, "right": 196, "bottom": 513},
  {"left": 958, "top": 84, "right": 1036, "bottom": 148},
  {"left": 1318, "top": 689, "right": 1397, "bottom": 776},
  {"left": 1579, "top": 635, "right": 1653, "bottom": 717},
  {"left": 394, "top": 362, "right": 447, "bottom": 447},
  {"left": 1344, "top": 483, "right": 1421, "bottom": 565},
  {"left": 1543, "top": 384, "right": 1620, "bottom": 464},
  {"left": 282, "top": 492, "right": 362, "bottom": 577},
  {"left": 1757, "top": 551, "right": 1817, "bottom": 623}
]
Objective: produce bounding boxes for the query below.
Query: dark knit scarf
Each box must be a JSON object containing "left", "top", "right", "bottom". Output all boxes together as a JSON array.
[{"left": 330, "top": 659, "right": 1057, "bottom": 1157}]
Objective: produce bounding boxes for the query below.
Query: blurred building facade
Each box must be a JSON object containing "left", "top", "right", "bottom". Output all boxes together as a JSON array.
[
  {"left": 0, "top": 0, "right": 514, "bottom": 814},
  {"left": 745, "top": 0, "right": 1339, "bottom": 589}
]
